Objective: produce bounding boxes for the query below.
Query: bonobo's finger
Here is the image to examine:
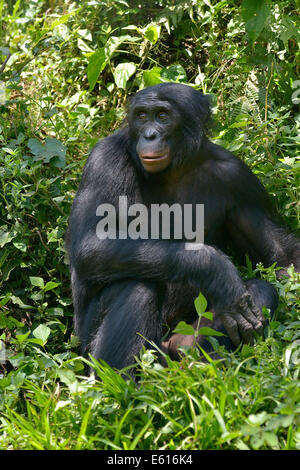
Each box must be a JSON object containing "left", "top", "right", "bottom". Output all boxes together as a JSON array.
[
  {"left": 241, "top": 292, "right": 265, "bottom": 324},
  {"left": 236, "top": 314, "right": 256, "bottom": 345},
  {"left": 242, "top": 308, "right": 264, "bottom": 337},
  {"left": 223, "top": 315, "right": 241, "bottom": 347},
  {"left": 252, "top": 304, "right": 266, "bottom": 325}
]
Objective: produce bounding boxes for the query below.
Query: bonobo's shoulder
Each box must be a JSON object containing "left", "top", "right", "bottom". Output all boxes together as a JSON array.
[
  {"left": 206, "top": 141, "right": 241, "bottom": 164},
  {"left": 89, "top": 129, "right": 129, "bottom": 160},
  {"left": 205, "top": 141, "right": 248, "bottom": 178},
  {"left": 83, "top": 129, "right": 130, "bottom": 173},
  {"left": 205, "top": 140, "right": 270, "bottom": 201}
]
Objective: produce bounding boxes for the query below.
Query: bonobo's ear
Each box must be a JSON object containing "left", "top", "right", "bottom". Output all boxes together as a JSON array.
[{"left": 192, "top": 91, "right": 213, "bottom": 134}]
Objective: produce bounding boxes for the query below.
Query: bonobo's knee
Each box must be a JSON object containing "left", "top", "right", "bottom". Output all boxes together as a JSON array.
[
  {"left": 245, "top": 279, "right": 279, "bottom": 317},
  {"left": 88, "top": 280, "right": 161, "bottom": 370}
]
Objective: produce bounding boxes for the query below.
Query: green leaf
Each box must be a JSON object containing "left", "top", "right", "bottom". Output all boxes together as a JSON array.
[
  {"left": 15, "top": 331, "right": 30, "bottom": 344},
  {"left": 241, "top": 344, "right": 254, "bottom": 358},
  {"left": 279, "top": 17, "right": 300, "bottom": 47},
  {"left": 143, "top": 24, "right": 161, "bottom": 44},
  {"left": 0, "top": 314, "right": 24, "bottom": 329},
  {"left": 50, "top": 9, "right": 79, "bottom": 30},
  {"left": 105, "top": 35, "right": 140, "bottom": 59},
  {"left": 241, "top": 0, "right": 270, "bottom": 42},
  {"left": 113, "top": 62, "right": 136, "bottom": 89},
  {"left": 32, "top": 324, "right": 51, "bottom": 345},
  {"left": 13, "top": 241, "right": 27, "bottom": 252},
  {"left": 77, "top": 38, "right": 93, "bottom": 53},
  {"left": 55, "top": 400, "right": 72, "bottom": 411},
  {"left": 11, "top": 371, "right": 26, "bottom": 387},
  {"left": 0, "top": 293, "right": 11, "bottom": 307},
  {"left": 202, "top": 311, "right": 214, "bottom": 321},
  {"left": 27, "top": 337, "right": 46, "bottom": 346},
  {"left": 173, "top": 321, "right": 195, "bottom": 336},
  {"left": 0, "top": 227, "right": 16, "bottom": 247},
  {"left": 250, "top": 433, "right": 264, "bottom": 449},
  {"left": 263, "top": 432, "right": 279, "bottom": 449},
  {"left": 143, "top": 67, "right": 162, "bottom": 87},
  {"left": 47, "top": 307, "right": 64, "bottom": 317},
  {"left": 43, "top": 281, "right": 60, "bottom": 292},
  {"left": 29, "top": 277, "right": 45, "bottom": 288},
  {"left": 27, "top": 138, "right": 67, "bottom": 167},
  {"left": 198, "top": 327, "right": 225, "bottom": 337},
  {"left": 57, "top": 368, "right": 77, "bottom": 385},
  {"left": 194, "top": 293, "right": 208, "bottom": 316},
  {"left": 248, "top": 411, "right": 269, "bottom": 426},
  {"left": 11, "top": 295, "right": 34, "bottom": 309},
  {"left": 161, "top": 64, "right": 187, "bottom": 82},
  {"left": 87, "top": 48, "right": 107, "bottom": 91},
  {"left": 267, "top": 415, "right": 294, "bottom": 429}
]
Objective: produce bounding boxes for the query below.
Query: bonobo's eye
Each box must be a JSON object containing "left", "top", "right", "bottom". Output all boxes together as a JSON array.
[
  {"left": 157, "top": 111, "right": 169, "bottom": 121},
  {"left": 137, "top": 111, "right": 147, "bottom": 120}
]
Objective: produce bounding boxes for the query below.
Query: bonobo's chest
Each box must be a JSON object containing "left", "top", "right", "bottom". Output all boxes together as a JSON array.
[{"left": 140, "top": 167, "right": 227, "bottom": 243}]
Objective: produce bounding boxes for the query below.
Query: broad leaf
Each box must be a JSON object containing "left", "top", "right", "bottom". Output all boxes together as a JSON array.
[
  {"left": 87, "top": 48, "right": 106, "bottom": 91},
  {"left": 198, "top": 327, "right": 225, "bottom": 337},
  {"left": 143, "top": 24, "right": 161, "bottom": 44},
  {"left": 113, "top": 62, "right": 136, "bottom": 89},
  {"left": 161, "top": 64, "right": 186, "bottom": 82},
  {"left": 173, "top": 321, "right": 195, "bottom": 336},
  {"left": 27, "top": 138, "right": 67, "bottom": 168},
  {"left": 105, "top": 35, "right": 139, "bottom": 59},
  {"left": 194, "top": 292, "right": 208, "bottom": 316},
  {"left": 43, "top": 281, "right": 60, "bottom": 292},
  {"left": 241, "top": 0, "right": 270, "bottom": 42},
  {"left": 29, "top": 276, "right": 45, "bottom": 288},
  {"left": 32, "top": 324, "right": 51, "bottom": 345},
  {"left": 143, "top": 66, "right": 162, "bottom": 87}
]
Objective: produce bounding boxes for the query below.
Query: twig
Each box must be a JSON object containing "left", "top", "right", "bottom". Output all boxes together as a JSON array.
[{"left": 0, "top": 53, "right": 11, "bottom": 75}]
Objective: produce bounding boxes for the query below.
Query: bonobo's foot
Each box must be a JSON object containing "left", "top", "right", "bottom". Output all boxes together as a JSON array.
[
  {"left": 161, "top": 280, "right": 278, "bottom": 362},
  {"left": 161, "top": 321, "right": 198, "bottom": 361}
]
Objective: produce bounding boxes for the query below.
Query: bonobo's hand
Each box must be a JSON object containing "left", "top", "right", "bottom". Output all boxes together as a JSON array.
[{"left": 221, "top": 291, "right": 265, "bottom": 347}]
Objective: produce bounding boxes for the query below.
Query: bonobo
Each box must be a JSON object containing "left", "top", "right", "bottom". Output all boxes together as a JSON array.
[{"left": 67, "top": 83, "right": 300, "bottom": 370}]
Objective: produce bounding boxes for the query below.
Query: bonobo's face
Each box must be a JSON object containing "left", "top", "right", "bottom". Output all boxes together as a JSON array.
[{"left": 130, "top": 96, "right": 179, "bottom": 173}]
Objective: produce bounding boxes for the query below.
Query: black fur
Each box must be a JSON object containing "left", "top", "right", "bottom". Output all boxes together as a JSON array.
[{"left": 67, "top": 83, "right": 300, "bottom": 371}]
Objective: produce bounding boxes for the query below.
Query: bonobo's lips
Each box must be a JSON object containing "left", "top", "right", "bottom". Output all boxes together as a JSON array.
[
  {"left": 138, "top": 150, "right": 171, "bottom": 173},
  {"left": 141, "top": 152, "right": 169, "bottom": 163}
]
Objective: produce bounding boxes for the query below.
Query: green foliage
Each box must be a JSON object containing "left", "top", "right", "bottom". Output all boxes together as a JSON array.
[
  {"left": 242, "top": 0, "right": 270, "bottom": 42},
  {"left": 0, "top": 0, "right": 299, "bottom": 451},
  {"left": 173, "top": 292, "right": 225, "bottom": 351}
]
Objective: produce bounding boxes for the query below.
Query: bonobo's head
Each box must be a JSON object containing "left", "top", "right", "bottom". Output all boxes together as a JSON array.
[{"left": 127, "top": 83, "right": 211, "bottom": 174}]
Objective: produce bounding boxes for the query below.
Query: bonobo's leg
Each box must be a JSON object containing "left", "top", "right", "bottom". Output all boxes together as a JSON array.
[
  {"left": 244, "top": 279, "right": 279, "bottom": 317},
  {"left": 162, "top": 279, "right": 279, "bottom": 360},
  {"left": 80, "top": 280, "right": 162, "bottom": 370}
]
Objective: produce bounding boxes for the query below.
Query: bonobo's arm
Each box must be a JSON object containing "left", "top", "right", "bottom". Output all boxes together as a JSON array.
[
  {"left": 227, "top": 206, "right": 300, "bottom": 273},
  {"left": 73, "top": 234, "right": 264, "bottom": 346},
  {"left": 68, "top": 135, "right": 264, "bottom": 346},
  {"left": 222, "top": 153, "right": 300, "bottom": 272}
]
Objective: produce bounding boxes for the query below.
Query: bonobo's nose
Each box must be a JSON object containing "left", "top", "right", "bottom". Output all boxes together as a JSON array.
[{"left": 144, "top": 128, "right": 158, "bottom": 140}]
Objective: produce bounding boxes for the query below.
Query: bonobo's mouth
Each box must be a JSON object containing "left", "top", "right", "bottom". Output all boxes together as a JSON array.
[
  {"left": 138, "top": 149, "right": 171, "bottom": 173},
  {"left": 137, "top": 148, "right": 172, "bottom": 173},
  {"left": 141, "top": 151, "right": 170, "bottom": 163}
]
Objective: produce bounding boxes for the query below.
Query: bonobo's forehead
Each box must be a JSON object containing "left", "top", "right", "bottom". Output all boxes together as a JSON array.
[
  {"left": 131, "top": 93, "right": 171, "bottom": 110},
  {"left": 133, "top": 88, "right": 160, "bottom": 102}
]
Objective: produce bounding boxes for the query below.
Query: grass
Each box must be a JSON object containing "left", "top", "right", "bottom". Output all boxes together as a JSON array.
[{"left": 1, "top": 290, "right": 300, "bottom": 451}]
